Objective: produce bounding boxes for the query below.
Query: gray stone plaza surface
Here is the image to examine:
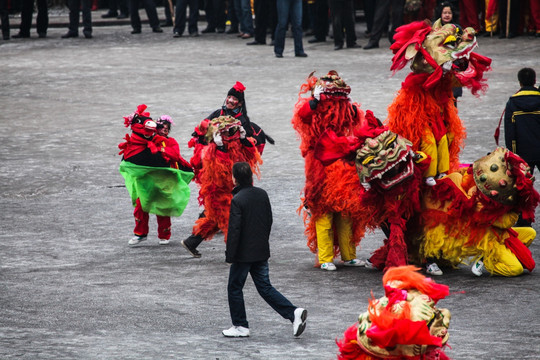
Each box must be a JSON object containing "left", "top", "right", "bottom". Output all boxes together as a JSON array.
[{"left": 1, "top": 16, "right": 540, "bottom": 360}]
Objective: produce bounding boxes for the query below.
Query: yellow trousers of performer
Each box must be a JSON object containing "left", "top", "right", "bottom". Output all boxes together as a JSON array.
[
  {"left": 486, "top": 227, "right": 536, "bottom": 277},
  {"left": 421, "top": 132, "right": 450, "bottom": 178},
  {"left": 316, "top": 212, "right": 356, "bottom": 264},
  {"left": 484, "top": 0, "right": 498, "bottom": 33}
]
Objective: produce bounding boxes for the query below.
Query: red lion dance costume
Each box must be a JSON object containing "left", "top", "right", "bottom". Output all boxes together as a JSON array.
[
  {"left": 292, "top": 70, "right": 367, "bottom": 270},
  {"left": 419, "top": 148, "right": 540, "bottom": 277},
  {"left": 315, "top": 116, "right": 430, "bottom": 272},
  {"left": 337, "top": 266, "right": 453, "bottom": 360},
  {"left": 182, "top": 115, "right": 262, "bottom": 256},
  {"left": 386, "top": 20, "right": 491, "bottom": 186}
]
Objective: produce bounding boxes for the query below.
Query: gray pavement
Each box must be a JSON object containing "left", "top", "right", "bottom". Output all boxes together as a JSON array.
[{"left": 1, "top": 18, "right": 540, "bottom": 359}]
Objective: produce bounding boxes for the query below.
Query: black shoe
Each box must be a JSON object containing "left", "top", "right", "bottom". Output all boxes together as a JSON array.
[
  {"left": 507, "top": 32, "right": 517, "bottom": 39},
  {"left": 131, "top": 29, "right": 141, "bottom": 34},
  {"left": 181, "top": 235, "right": 203, "bottom": 258},
  {"left": 38, "top": 33, "right": 46, "bottom": 38},
  {"left": 307, "top": 37, "right": 324, "bottom": 43},
  {"left": 12, "top": 33, "right": 30, "bottom": 39},
  {"left": 226, "top": 28, "right": 239, "bottom": 34},
  {"left": 347, "top": 43, "right": 361, "bottom": 49},
  {"left": 173, "top": 31, "right": 182, "bottom": 38},
  {"left": 83, "top": 31, "right": 92, "bottom": 39},
  {"left": 160, "top": 20, "right": 173, "bottom": 27},
  {"left": 152, "top": 27, "right": 163, "bottom": 33},
  {"left": 217, "top": 27, "right": 225, "bottom": 33},
  {"left": 118, "top": 13, "right": 129, "bottom": 19},
  {"left": 202, "top": 27, "right": 215, "bottom": 33},
  {"left": 190, "top": 32, "right": 199, "bottom": 37},
  {"left": 3, "top": 34, "right": 9, "bottom": 40},
  {"left": 295, "top": 52, "right": 308, "bottom": 57},
  {"left": 61, "top": 32, "right": 78, "bottom": 38},
  {"left": 247, "top": 40, "right": 265, "bottom": 45},
  {"left": 334, "top": 44, "right": 343, "bottom": 50},
  {"left": 275, "top": 53, "right": 283, "bottom": 58},
  {"left": 498, "top": 32, "right": 506, "bottom": 39},
  {"left": 363, "top": 42, "right": 379, "bottom": 49},
  {"left": 101, "top": 11, "right": 118, "bottom": 18}
]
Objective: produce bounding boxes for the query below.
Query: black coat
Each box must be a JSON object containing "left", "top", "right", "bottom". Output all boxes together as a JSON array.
[
  {"left": 225, "top": 185, "right": 273, "bottom": 263},
  {"left": 504, "top": 86, "right": 540, "bottom": 163}
]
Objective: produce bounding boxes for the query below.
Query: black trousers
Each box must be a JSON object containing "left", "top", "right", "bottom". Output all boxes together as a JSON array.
[
  {"left": 19, "top": 0, "right": 49, "bottom": 35},
  {"left": 129, "top": 0, "right": 161, "bottom": 30},
  {"left": 67, "top": 0, "right": 92, "bottom": 34}
]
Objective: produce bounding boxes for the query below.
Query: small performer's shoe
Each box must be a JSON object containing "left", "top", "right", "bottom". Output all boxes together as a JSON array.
[
  {"left": 128, "top": 235, "right": 147, "bottom": 246},
  {"left": 425, "top": 177, "right": 436, "bottom": 186}
]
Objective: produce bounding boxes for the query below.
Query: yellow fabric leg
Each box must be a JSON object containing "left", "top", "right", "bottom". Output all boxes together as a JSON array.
[
  {"left": 420, "top": 131, "right": 438, "bottom": 178},
  {"left": 512, "top": 227, "right": 536, "bottom": 247},
  {"left": 485, "top": 241, "right": 524, "bottom": 277},
  {"left": 436, "top": 134, "right": 450, "bottom": 175},
  {"left": 316, "top": 213, "right": 335, "bottom": 264},
  {"left": 335, "top": 214, "right": 356, "bottom": 261}
]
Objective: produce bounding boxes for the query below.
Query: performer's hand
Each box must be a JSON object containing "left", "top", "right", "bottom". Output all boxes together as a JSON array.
[
  {"left": 214, "top": 132, "right": 223, "bottom": 147},
  {"left": 313, "top": 85, "right": 324, "bottom": 101},
  {"left": 239, "top": 126, "right": 246, "bottom": 139}
]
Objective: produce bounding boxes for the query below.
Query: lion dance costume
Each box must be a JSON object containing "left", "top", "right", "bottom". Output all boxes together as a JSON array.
[
  {"left": 183, "top": 115, "right": 262, "bottom": 253},
  {"left": 419, "top": 148, "right": 540, "bottom": 277},
  {"left": 118, "top": 104, "right": 193, "bottom": 244},
  {"left": 315, "top": 115, "right": 430, "bottom": 271},
  {"left": 337, "top": 266, "right": 452, "bottom": 360},
  {"left": 386, "top": 20, "right": 492, "bottom": 186},
  {"left": 292, "top": 70, "right": 368, "bottom": 270}
]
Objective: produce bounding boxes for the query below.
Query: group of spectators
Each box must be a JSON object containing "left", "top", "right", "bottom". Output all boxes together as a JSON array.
[{"left": 1, "top": 0, "right": 539, "bottom": 46}]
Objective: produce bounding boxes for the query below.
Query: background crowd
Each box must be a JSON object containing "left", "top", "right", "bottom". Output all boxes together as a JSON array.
[{"left": 1, "top": 0, "right": 539, "bottom": 45}]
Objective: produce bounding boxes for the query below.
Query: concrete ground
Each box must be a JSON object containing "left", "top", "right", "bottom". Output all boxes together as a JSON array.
[{"left": 1, "top": 12, "right": 540, "bottom": 360}]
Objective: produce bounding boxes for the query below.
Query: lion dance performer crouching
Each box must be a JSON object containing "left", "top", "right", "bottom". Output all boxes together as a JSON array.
[
  {"left": 419, "top": 148, "right": 540, "bottom": 277},
  {"left": 292, "top": 70, "right": 367, "bottom": 271},
  {"left": 386, "top": 20, "right": 492, "bottom": 186},
  {"left": 181, "top": 115, "right": 262, "bottom": 257},
  {"left": 337, "top": 266, "right": 453, "bottom": 360}
]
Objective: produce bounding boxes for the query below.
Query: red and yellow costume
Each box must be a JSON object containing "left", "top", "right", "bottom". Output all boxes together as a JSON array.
[
  {"left": 292, "top": 71, "right": 367, "bottom": 266},
  {"left": 337, "top": 266, "right": 452, "bottom": 360},
  {"left": 386, "top": 20, "right": 491, "bottom": 182},
  {"left": 315, "top": 116, "right": 430, "bottom": 271},
  {"left": 419, "top": 148, "right": 540, "bottom": 277}
]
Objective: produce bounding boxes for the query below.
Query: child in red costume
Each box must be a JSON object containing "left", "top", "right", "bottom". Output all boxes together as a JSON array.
[{"left": 118, "top": 105, "right": 193, "bottom": 247}]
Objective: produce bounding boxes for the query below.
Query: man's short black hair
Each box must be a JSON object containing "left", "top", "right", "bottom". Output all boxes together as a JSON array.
[
  {"left": 232, "top": 162, "right": 253, "bottom": 186},
  {"left": 518, "top": 68, "right": 536, "bottom": 87}
]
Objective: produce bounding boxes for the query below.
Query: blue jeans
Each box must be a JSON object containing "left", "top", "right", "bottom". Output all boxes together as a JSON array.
[
  {"left": 274, "top": 0, "right": 304, "bottom": 55},
  {"left": 234, "top": 0, "right": 254, "bottom": 34},
  {"left": 227, "top": 260, "right": 296, "bottom": 328}
]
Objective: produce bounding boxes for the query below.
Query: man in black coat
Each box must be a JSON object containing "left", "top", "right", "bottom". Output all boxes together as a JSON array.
[{"left": 222, "top": 162, "right": 307, "bottom": 338}]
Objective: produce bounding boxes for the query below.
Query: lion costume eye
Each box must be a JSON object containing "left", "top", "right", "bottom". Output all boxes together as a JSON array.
[
  {"left": 443, "top": 35, "right": 457, "bottom": 48},
  {"left": 385, "top": 135, "right": 397, "bottom": 148},
  {"left": 362, "top": 156, "right": 375, "bottom": 165}
]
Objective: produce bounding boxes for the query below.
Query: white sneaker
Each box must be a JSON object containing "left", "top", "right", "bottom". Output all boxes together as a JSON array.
[
  {"left": 364, "top": 259, "right": 375, "bottom": 269},
  {"left": 425, "top": 177, "right": 437, "bottom": 186},
  {"left": 222, "top": 326, "right": 250, "bottom": 337},
  {"left": 128, "top": 235, "right": 147, "bottom": 246},
  {"left": 426, "top": 262, "right": 443, "bottom": 276},
  {"left": 320, "top": 262, "right": 337, "bottom": 271},
  {"left": 158, "top": 239, "right": 170, "bottom": 245},
  {"left": 343, "top": 259, "right": 366, "bottom": 267},
  {"left": 292, "top": 308, "right": 307, "bottom": 337},
  {"left": 471, "top": 258, "right": 484, "bottom": 276}
]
